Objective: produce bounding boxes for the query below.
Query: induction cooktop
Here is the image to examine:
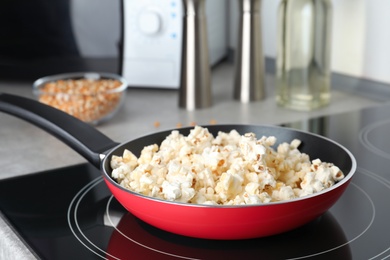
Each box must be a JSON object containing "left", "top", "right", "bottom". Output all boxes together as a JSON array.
[{"left": 1, "top": 104, "right": 390, "bottom": 260}]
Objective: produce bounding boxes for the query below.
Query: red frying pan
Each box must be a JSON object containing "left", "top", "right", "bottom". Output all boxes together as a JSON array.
[{"left": 0, "top": 93, "right": 356, "bottom": 239}]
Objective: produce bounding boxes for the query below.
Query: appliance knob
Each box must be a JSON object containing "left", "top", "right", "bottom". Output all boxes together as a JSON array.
[{"left": 138, "top": 10, "right": 162, "bottom": 35}]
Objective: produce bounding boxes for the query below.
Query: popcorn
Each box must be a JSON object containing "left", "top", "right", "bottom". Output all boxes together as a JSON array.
[
  {"left": 215, "top": 171, "right": 244, "bottom": 202},
  {"left": 110, "top": 126, "right": 345, "bottom": 205}
]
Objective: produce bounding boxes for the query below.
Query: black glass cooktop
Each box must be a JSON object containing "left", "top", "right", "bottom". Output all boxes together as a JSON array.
[{"left": 1, "top": 104, "right": 390, "bottom": 260}]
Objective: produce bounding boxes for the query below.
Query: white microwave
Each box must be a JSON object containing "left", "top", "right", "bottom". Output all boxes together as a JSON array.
[{"left": 121, "top": 0, "right": 228, "bottom": 89}]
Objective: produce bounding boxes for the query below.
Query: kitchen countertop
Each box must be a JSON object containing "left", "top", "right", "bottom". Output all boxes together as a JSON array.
[{"left": 0, "top": 60, "right": 389, "bottom": 259}]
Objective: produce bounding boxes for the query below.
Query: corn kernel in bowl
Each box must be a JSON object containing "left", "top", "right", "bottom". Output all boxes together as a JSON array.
[{"left": 33, "top": 72, "right": 127, "bottom": 125}]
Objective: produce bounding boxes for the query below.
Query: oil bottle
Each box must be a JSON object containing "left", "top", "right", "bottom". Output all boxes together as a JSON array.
[{"left": 276, "top": 0, "right": 332, "bottom": 110}]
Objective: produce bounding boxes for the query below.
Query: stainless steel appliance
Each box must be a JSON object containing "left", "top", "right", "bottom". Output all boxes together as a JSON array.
[{"left": 121, "top": 0, "right": 228, "bottom": 88}]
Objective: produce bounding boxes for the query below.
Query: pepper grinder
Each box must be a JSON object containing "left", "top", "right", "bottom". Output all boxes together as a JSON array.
[
  {"left": 234, "top": 0, "right": 265, "bottom": 103},
  {"left": 179, "top": 0, "right": 212, "bottom": 110}
]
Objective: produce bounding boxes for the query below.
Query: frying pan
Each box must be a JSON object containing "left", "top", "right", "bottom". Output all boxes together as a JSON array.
[{"left": 0, "top": 93, "right": 356, "bottom": 240}]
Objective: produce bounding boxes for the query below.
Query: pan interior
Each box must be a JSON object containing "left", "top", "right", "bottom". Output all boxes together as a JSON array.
[{"left": 103, "top": 124, "right": 354, "bottom": 183}]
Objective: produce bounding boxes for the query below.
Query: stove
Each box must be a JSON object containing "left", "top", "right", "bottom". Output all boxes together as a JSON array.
[{"left": 1, "top": 104, "right": 390, "bottom": 260}]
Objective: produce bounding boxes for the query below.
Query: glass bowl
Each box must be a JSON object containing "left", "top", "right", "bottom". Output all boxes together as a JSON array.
[{"left": 33, "top": 72, "right": 128, "bottom": 125}]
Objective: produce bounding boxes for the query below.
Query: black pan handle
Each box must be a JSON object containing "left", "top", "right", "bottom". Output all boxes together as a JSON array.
[{"left": 0, "top": 93, "right": 120, "bottom": 168}]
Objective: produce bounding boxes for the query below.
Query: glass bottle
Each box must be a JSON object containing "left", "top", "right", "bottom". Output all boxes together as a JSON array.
[{"left": 276, "top": 0, "right": 332, "bottom": 111}]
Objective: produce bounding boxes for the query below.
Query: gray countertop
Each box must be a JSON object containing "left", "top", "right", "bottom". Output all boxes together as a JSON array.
[{"left": 0, "top": 61, "right": 387, "bottom": 259}]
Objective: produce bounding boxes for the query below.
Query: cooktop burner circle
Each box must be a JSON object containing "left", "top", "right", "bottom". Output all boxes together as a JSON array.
[
  {"left": 66, "top": 168, "right": 390, "bottom": 260},
  {"left": 360, "top": 118, "right": 390, "bottom": 159}
]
